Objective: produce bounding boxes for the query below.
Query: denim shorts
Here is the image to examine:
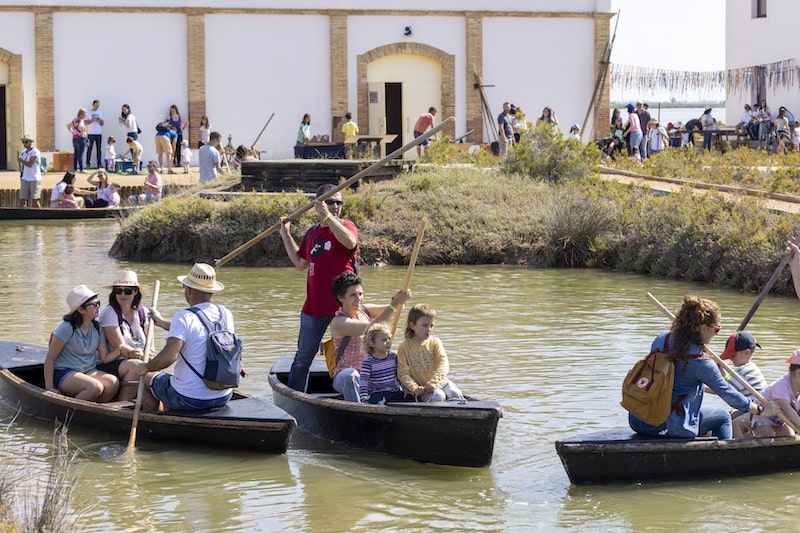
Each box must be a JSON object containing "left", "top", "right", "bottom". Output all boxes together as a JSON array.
[
  {"left": 53, "top": 368, "right": 76, "bottom": 389},
  {"left": 413, "top": 130, "right": 429, "bottom": 146},
  {"left": 150, "top": 373, "right": 232, "bottom": 411}
]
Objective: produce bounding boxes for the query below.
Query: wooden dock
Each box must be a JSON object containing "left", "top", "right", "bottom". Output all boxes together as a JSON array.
[{"left": 240, "top": 159, "right": 409, "bottom": 193}]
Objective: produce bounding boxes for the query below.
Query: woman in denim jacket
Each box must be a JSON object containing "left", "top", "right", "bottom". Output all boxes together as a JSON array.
[{"left": 629, "top": 295, "right": 777, "bottom": 440}]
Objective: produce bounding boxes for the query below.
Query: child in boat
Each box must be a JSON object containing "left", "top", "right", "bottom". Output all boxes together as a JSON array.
[
  {"left": 751, "top": 350, "right": 800, "bottom": 436},
  {"left": 719, "top": 331, "right": 769, "bottom": 438},
  {"left": 61, "top": 185, "right": 79, "bottom": 208},
  {"left": 397, "top": 303, "right": 463, "bottom": 402},
  {"left": 358, "top": 321, "right": 406, "bottom": 404}
]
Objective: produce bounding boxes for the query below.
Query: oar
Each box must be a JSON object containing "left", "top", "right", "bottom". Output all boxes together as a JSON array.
[
  {"left": 250, "top": 112, "right": 275, "bottom": 154},
  {"left": 125, "top": 279, "right": 160, "bottom": 454},
  {"left": 737, "top": 253, "right": 791, "bottom": 331},
  {"left": 214, "top": 117, "right": 455, "bottom": 267},
  {"left": 646, "top": 292, "right": 800, "bottom": 434},
  {"left": 390, "top": 217, "right": 428, "bottom": 339}
]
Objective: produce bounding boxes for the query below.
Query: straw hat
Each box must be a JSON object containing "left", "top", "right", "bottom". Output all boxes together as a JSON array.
[
  {"left": 66, "top": 285, "right": 98, "bottom": 314},
  {"left": 103, "top": 270, "right": 148, "bottom": 291},
  {"left": 177, "top": 263, "right": 224, "bottom": 293},
  {"left": 21, "top": 135, "right": 34, "bottom": 143}
]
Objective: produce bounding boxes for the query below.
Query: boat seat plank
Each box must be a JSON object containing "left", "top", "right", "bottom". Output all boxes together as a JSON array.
[
  {"left": 271, "top": 355, "right": 327, "bottom": 375},
  {"left": 385, "top": 400, "right": 503, "bottom": 412},
  {"left": 160, "top": 396, "right": 294, "bottom": 422},
  {"left": 0, "top": 341, "right": 47, "bottom": 369}
]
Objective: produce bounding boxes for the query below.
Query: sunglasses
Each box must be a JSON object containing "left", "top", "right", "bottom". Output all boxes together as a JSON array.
[
  {"left": 113, "top": 287, "right": 137, "bottom": 295},
  {"left": 324, "top": 199, "right": 343, "bottom": 206},
  {"left": 82, "top": 300, "right": 101, "bottom": 309}
]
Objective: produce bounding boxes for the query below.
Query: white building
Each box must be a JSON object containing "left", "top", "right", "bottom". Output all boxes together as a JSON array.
[
  {"left": 725, "top": 0, "right": 798, "bottom": 119},
  {"left": 0, "top": 1, "right": 612, "bottom": 169}
]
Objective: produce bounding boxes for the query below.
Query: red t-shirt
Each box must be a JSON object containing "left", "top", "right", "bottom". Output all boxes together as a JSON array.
[{"left": 297, "top": 220, "right": 359, "bottom": 316}]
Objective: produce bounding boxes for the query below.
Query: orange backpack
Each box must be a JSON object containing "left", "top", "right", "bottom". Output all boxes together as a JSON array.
[{"left": 621, "top": 334, "right": 674, "bottom": 426}]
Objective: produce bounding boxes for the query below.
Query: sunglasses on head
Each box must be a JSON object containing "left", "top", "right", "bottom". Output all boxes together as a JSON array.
[
  {"left": 324, "top": 199, "right": 343, "bottom": 206},
  {"left": 113, "top": 287, "right": 137, "bottom": 295}
]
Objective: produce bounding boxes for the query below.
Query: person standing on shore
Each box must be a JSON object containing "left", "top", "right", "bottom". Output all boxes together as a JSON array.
[
  {"left": 497, "top": 102, "right": 514, "bottom": 157},
  {"left": 85, "top": 100, "right": 104, "bottom": 169},
  {"left": 623, "top": 103, "right": 642, "bottom": 157},
  {"left": 341, "top": 112, "right": 359, "bottom": 159},
  {"left": 198, "top": 131, "right": 223, "bottom": 182},
  {"left": 67, "top": 108, "right": 88, "bottom": 173},
  {"left": 636, "top": 101, "right": 651, "bottom": 159},
  {"left": 279, "top": 184, "right": 359, "bottom": 392},
  {"left": 18, "top": 135, "right": 42, "bottom": 208},
  {"left": 413, "top": 106, "right": 437, "bottom": 158}
]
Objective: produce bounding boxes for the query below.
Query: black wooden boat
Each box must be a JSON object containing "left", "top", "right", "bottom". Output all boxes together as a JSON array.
[
  {"left": 0, "top": 340, "right": 296, "bottom": 453},
  {"left": 268, "top": 356, "right": 503, "bottom": 467},
  {"left": 556, "top": 428, "right": 800, "bottom": 484},
  {"left": 0, "top": 206, "right": 141, "bottom": 220}
]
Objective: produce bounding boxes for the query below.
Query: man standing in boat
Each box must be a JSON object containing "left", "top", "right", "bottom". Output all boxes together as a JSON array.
[
  {"left": 279, "top": 184, "right": 359, "bottom": 392},
  {"left": 138, "top": 263, "right": 234, "bottom": 411}
]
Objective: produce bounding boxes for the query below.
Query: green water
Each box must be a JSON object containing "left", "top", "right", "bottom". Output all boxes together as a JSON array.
[{"left": 1, "top": 220, "right": 799, "bottom": 532}]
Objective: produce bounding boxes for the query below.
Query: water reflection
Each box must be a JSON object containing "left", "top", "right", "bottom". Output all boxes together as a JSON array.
[{"left": 3, "top": 220, "right": 800, "bottom": 531}]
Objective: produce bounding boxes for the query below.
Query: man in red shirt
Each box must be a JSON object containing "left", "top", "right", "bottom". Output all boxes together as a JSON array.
[
  {"left": 413, "top": 106, "right": 437, "bottom": 158},
  {"left": 279, "top": 184, "right": 359, "bottom": 391}
]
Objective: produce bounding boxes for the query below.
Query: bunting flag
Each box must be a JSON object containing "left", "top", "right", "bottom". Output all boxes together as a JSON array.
[{"left": 610, "top": 59, "right": 797, "bottom": 96}]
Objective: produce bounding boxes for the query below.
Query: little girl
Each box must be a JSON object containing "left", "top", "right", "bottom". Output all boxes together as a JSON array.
[
  {"left": 792, "top": 120, "right": 800, "bottom": 152},
  {"left": 180, "top": 140, "right": 192, "bottom": 173},
  {"left": 358, "top": 322, "right": 406, "bottom": 404},
  {"left": 751, "top": 350, "right": 800, "bottom": 436},
  {"left": 105, "top": 136, "right": 116, "bottom": 172},
  {"left": 62, "top": 185, "right": 79, "bottom": 208},
  {"left": 397, "top": 304, "right": 463, "bottom": 402}
]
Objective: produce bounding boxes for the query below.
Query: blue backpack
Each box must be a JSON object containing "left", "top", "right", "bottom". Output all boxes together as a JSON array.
[{"left": 180, "top": 305, "right": 243, "bottom": 390}]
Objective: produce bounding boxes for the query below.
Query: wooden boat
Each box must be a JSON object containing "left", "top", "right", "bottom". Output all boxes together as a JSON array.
[
  {"left": 268, "top": 356, "right": 503, "bottom": 467},
  {"left": 0, "top": 340, "right": 296, "bottom": 453},
  {"left": 555, "top": 428, "right": 800, "bottom": 484},
  {"left": 0, "top": 206, "right": 141, "bottom": 220}
]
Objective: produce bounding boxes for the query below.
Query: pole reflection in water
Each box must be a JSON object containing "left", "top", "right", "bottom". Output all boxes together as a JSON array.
[{"left": 2, "top": 220, "right": 800, "bottom": 531}]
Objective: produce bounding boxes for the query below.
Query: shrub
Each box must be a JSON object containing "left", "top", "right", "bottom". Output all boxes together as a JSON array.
[{"left": 503, "top": 124, "right": 600, "bottom": 183}]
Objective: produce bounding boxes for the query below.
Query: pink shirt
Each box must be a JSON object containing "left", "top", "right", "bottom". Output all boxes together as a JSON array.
[{"left": 413, "top": 113, "right": 435, "bottom": 133}]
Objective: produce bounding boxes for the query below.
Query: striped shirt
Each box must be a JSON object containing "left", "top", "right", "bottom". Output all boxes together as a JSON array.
[
  {"left": 727, "top": 361, "right": 768, "bottom": 399},
  {"left": 359, "top": 352, "right": 402, "bottom": 401}
]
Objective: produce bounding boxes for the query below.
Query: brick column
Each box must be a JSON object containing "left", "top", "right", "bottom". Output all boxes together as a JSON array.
[
  {"left": 186, "top": 11, "right": 206, "bottom": 147},
  {"left": 330, "top": 15, "right": 348, "bottom": 142},
  {"left": 465, "top": 15, "right": 484, "bottom": 143},
  {"left": 34, "top": 9, "right": 54, "bottom": 151},
  {"left": 591, "top": 14, "right": 611, "bottom": 141}
]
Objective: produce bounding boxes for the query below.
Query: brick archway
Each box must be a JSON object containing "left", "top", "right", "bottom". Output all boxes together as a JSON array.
[
  {"left": 0, "top": 47, "right": 24, "bottom": 170},
  {"left": 357, "top": 42, "right": 455, "bottom": 142}
]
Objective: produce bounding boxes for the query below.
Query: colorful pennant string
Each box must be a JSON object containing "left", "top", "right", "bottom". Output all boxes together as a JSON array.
[{"left": 610, "top": 59, "right": 797, "bottom": 96}]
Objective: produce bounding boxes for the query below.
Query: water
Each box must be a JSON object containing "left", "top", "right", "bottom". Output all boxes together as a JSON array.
[
  {"left": 2, "top": 220, "right": 800, "bottom": 532},
  {"left": 609, "top": 106, "right": 728, "bottom": 127}
]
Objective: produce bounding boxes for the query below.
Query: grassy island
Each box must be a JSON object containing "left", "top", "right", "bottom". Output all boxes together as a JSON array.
[{"left": 110, "top": 127, "right": 800, "bottom": 296}]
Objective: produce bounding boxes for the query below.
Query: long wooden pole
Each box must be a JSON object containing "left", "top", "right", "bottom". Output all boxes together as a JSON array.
[
  {"left": 737, "top": 253, "right": 791, "bottom": 331},
  {"left": 251, "top": 112, "right": 275, "bottom": 152},
  {"left": 125, "top": 280, "right": 160, "bottom": 454},
  {"left": 214, "top": 116, "right": 454, "bottom": 267},
  {"left": 390, "top": 218, "right": 428, "bottom": 339},
  {"left": 581, "top": 10, "right": 619, "bottom": 140},
  {"left": 647, "top": 292, "right": 800, "bottom": 434}
]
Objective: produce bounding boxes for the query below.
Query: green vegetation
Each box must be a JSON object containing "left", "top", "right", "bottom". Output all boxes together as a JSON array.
[{"left": 109, "top": 131, "right": 800, "bottom": 295}]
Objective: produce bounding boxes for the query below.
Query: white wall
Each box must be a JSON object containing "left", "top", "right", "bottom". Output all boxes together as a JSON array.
[
  {"left": 0, "top": 12, "right": 36, "bottom": 138},
  {"left": 725, "top": 0, "right": 800, "bottom": 125},
  {"left": 206, "top": 14, "right": 329, "bottom": 160},
  {"left": 53, "top": 12, "right": 187, "bottom": 160},
  {"left": 483, "top": 17, "right": 596, "bottom": 137}
]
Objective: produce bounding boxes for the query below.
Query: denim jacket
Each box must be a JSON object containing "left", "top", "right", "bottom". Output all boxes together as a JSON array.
[{"left": 651, "top": 330, "right": 751, "bottom": 437}]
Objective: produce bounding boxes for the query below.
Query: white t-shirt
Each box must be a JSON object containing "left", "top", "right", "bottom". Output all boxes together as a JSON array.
[
  {"left": 98, "top": 304, "right": 148, "bottom": 353},
  {"left": 50, "top": 181, "right": 68, "bottom": 203},
  {"left": 199, "top": 124, "right": 211, "bottom": 144},
  {"left": 20, "top": 147, "right": 42, "bottom": 181},
  {"left": 167, "top": 302, "right": 234, "bottom": 400},
  {"left": 86, "top": 107, "right": 104, "bottom": 135}
]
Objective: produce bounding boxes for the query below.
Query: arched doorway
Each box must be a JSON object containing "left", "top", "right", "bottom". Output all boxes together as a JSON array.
[{"left": 358, "top": 43, "right": 454, "bottom": 160}]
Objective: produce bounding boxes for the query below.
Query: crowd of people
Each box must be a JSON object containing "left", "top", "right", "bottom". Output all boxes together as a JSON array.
[{"left": 627, "top": 239, "right": 800, "bottom": 441}]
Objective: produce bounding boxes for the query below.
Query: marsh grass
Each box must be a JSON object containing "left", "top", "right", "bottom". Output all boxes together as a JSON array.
[{"left": 1, "top": 421, "right": 80, "bottom": 532}]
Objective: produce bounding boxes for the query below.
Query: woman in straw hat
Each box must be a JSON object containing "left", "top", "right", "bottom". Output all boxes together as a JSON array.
[
  {"left": 44, "top": 285, "right": 119, "bottom": 401},
  {"left": 97, "top": 270, "right": 150, "bottom": 401}
]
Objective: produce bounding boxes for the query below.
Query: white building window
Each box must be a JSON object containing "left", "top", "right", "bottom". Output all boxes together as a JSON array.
[{"left": 752, "top": 0, "right": 767, "bottom": 18}]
